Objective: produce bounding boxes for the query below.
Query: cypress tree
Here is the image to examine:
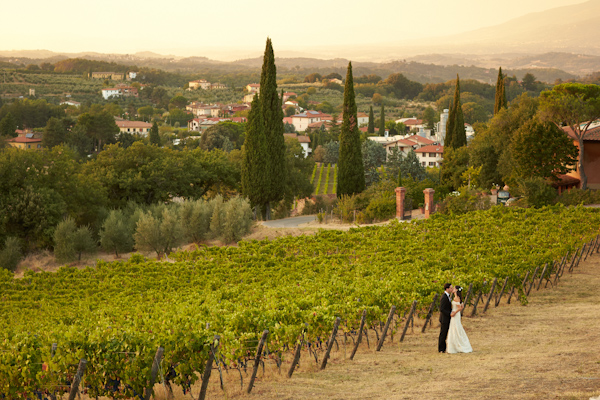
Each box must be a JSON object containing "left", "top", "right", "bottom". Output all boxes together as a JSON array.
[
  {"left": 446, "top": 75, "right": 467, "bottom": 149},
  {"left": 149, "top": 121, "right": 160, "bottom": 145},
  {"left": 241, "top": 95, "right": 269, "bottom": 212},
  {"left": 379, "top": 104, "right": 385, "bottom": 136},
  {"left": 337, "top": 62, "right": 365, "bottom": 197},
  {"left": 494, "top": 67, "right": 507, "bottom": 115},
  {"left": 367, "top": 106, "right": 375, "bottom": 134},
  {"left": 260, "top": 38, "right": 286, "bottom": 219}
]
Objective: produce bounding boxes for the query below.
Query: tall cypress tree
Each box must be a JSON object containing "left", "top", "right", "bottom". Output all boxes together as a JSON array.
[
  {"left": 149, "top": 121, "right": 160, "bottom": 145},
  {"left": 337, "top": 62, "right": 365, "bottom": 197},
  {"left": 446, "top": 75, "right": 467, "bottom": 149},
  {"left": 494, "top": 67, "right": 507, "bottom": 115},
  {"left": 367, "top": 106, "right": 375, "bottom": 134},
  {"left": 260, "top": 38, "right": 286, "bottom": 219},
  {"left": 379, "top": 104, "right": 385, "bottom": 136},
  {"left": 241, "top": 95, "right": 269, "bottom": 212}
]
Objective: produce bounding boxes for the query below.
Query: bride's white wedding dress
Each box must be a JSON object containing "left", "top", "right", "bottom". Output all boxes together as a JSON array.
[{"left": 447, "top": 300, "right": 473, "bottom": 354}]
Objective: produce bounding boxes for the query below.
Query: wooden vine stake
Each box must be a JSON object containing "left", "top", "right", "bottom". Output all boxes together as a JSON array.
[
  {"left": 495, "top": 277, "right": 509, "bottom": 307},
  {"left": 67, "top": 359, "right": 87, "bottom": 400},
  {"left": 247, "top": 330, "right": 269, "bottom": 394},
  {"left": 521, "top": 270, "right": 531, "bottom": 293},
  {"left": 422, "top": 294, "right": 439, "bottom": 333},
  {"left": 568, "top": 248, "right": 580, "bottom": 273},
  {"left": 470, "top": 291, "right": 483, "bottom": 317},
  {"left": 506, "top": 286, "right": 515, "bottom": 304},
  {"left": 536, "top": 263, "right": 548, "bottom": 291},
  {"left": 527, "top": 266, "right": 540, "bottom": 296},
  {"left": 482, "top": 277, "right": 498, "bottom": 313},
  {"left": 462, "top": 283, "right": 473, "bottom": 311},
  {"left": 320, "top": 317, "right": 341, "bottom": 370},
  {"left": 400, "top": 300, "right": 417, "bottom": 343},
  {"left": 287, "top": 337, "right": 303, "bottom": 378},
  {"left": 350, "top": 310, "right": 366, "bottom": 360},
  {"left": 144, "top": 346, "right": 164, "bottom": 400},
  {"left": 199, "top": 337, "right": 219, "bottom": 400},
  {"left": 376, "top": 306, "right": 396, "bottom": 351},
  {"left": 574, "top": 245, "right": 586, "bottom": 270}
]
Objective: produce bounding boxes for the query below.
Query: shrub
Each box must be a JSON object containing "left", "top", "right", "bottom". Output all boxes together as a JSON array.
[
  {"left": 365, "top": 192, "right": 396, "bottom": 221},
  {"left": 0, "top": 237, "right": 22, "bottom": 272},
  {"left": 555, "top": 188, "right": 600, "bottom": 206},
  {"left": 54, "top": 217, "right": 77, "bottom": 263},
  {"left": 438, "top": 189, "right": 492, "bottom": 215},
  {"left": 221, "top": 197, "right": 253, "bottom": 243},
  {"left": 180, "top": 200, "right": 212, "bottom": 243},
  {"left": 517, "top": 177, "right": 557, "bottom": 208},
  {"left": 72, "top": 225, "right": 96, "bottom": 261},
  {"left": 100, "top": 210, "right": 134, "bottom": 257},
  {"left": 208, "top": 196, "right": 224, "bottom": 239},
  {"left": 134, "top": 208, "right": 184, "bottom": 258}
]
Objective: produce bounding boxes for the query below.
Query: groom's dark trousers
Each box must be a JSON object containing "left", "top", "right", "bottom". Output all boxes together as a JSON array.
[{"left": 438, "top": 292, "right": 451, "bottom": 352}]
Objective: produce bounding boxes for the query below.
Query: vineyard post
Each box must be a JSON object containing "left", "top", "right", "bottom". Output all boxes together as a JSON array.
[
  {"left": 376, "top": 305, "right": 396, "bottom": 351},
  {"left": 400, "top": 300, "right": 417, "bottom": 343},
  {"left": 199, "top": 336, "right": 219, "bottom": 400},
  {"left": 568, "top": 248, "right": 580, "bottom": 273},
  {"left": 596, "top": 235, "right": 600, "bottom": 253},
  {"left": 320, "top": 317, "right": 341, "bottom": 370},
  {"left": 574, "top": 245, "right": 586, "bottom": 270},
  {"left": 422, "top": 294, "right": 439, "bottom": 333},
  {"left": 554, "top": 253, "right": 568, "bottom": 286},
  {"left": 584, "top": 238, "right": 594, "bottom": 261},
  {"left": 483, "top": 277, "right": 498, "bottom": 313},
  {"left": 350, "top": 310, "right": 366, "bottom": 360},
  {"left": 495, "top": 277, "right": 509, "bottom": 307},
  {"left": 144, "top": 346, "right": 165, "bottom": 400},
  {"left": 527, "top": 266, "right": 540, "bottom": 296},
  {"left": 537, "top": 263, "right": 548, "bottom": 291},
  {"left": 470, "top": 291, "right": 483, "bottom": 317},
  {"left": 589, "top": 235, "right": 599, "bottom": 257},
  {"left": 287, "top": 336, "right": 303, "bottom": 378},
  {"left": 545, "top": 261, "right": 556, "bottom": 288},
  {"left": 463, "top": 283, "right": 473, "bottom": 310},
  {"left": 247, "top": 330, "right": 269, "bottom": 394},
  {"left": 521, "top": 271, "right": 530, "bottom": 293},
  {"left": 67, "top": 359, "right": 87, "bottom": 400},
  {"left": 506, "top": 286, "right": 515, "bottom": 304}
]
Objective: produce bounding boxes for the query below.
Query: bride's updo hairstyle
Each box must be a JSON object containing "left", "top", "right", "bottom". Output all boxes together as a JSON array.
[{"left": 455, "top": 285, "right": 463, "bottom": 303}]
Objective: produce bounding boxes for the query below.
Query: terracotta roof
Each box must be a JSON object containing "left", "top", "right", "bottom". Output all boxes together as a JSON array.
[
  {"left": 247, "top": 83, "right": 260, "bottom": 87},
  {"left": 386, "top": 139, "right": 416, "bottom": 147},
  {"left": 551, "top": 174, "right": 580, "bottom": 187},
  {"left": 406, "top": 135, "right": 435, "bottom": 145},
  {"left": 8, "top": 137, "right": 42, "bottom": 143},
  {"left": 414, "top": 144, "right": 444, "bottom": 153},
  {"left": 562, "top": 125, "right": 600, "bottom": 141},
  {"left": 284, "top": 133, "right": 311, "bottom": 143}
]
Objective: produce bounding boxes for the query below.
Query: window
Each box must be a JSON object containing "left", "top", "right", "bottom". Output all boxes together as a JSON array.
[
  {"left": 421, "top": 162, "right": 426, "bottom": 167},
  {"left": 429, "top": 153, "right": 437, "bottom": 158},
  {"left": 429, "top": 162, "right": 436, "bottom": 166}
]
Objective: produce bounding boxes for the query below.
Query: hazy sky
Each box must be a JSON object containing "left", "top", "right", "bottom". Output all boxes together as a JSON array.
[{"left": 1, "top": 0, "right": 588, "bottom": 59}]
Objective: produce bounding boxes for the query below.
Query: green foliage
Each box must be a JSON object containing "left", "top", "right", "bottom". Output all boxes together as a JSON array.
[
  {"left": 241, "top": 95, "right": 269, "bottom": 211},
  {"left": 337, "top": 62, "right": 365, "bottom": 197},
  {"left": 378, "top": 104, "right": 385, "bottom": 136},
  {"left": 323, "top": 141, "right": 339, "bottom": 164},
  {"left": 494, "top": 67, "right": 507, "bottom": 115},
  {"left": 180, "top": 200, "right": 213, "bottom": 243},
  {"left": 555, "top": 189, "right": 600, "bottom": 206},
  {"left": 446, "top": 75, "right": 467, "bottom": 149},
  {"left": 100, "top": 210, "right": 134, "bottom": 257},
  {"left": 201, "top": 122, "right": 245, "bottom": 151},
  {"left": 367, "top": 106, "right": 375, "bottom": 133},
  {"left": 134, "top": 207, "right": 184, "bottom": 257},
  {"left": 441, "top": 146, "right": 470, "bottom": 190},
  {"left": 149, "top": 121, "right": 160, "bottom": 145},
  {"left": 362, "top": 139, "right": 387, "bottom": 187},
  {"left": 0, "top": 237, "right": 22, "bottom": 272},
  {"left": 53, "top": 217, "right": 78, "bottom": 263},
  {"left": 209, "top": 196, "right": 225, "bottom": 239},
  {"left": 221, "top": 196, "right": 253, "bottom": 243},
  {"left": 438, "top": 189, "right": 492, "bottom": 215},
  {"left": 0, "top": 206, "right": 598, "bottom": 397},
  {"left": 402, "top": 149, "right": 427, "bottom": 182},
  {"left": 72, "top": 225, "right": 97, "bottom": 261},
  {"left": 384, "top": 73, "right": 423, "bottom": 99},
  {"left": 516, "top": 177, "right": 557, "bottom": 208},
  {"left": 0, "top": 99, "right": 64, "bottom": 130},
  {"left": 0, "top": 112, "right": 17, "bottom": 137}
]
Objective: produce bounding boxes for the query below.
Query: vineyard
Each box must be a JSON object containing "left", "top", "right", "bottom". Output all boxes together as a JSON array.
[
  {"left": 311, "top": 163, "right": 336, "bottom": 195},
  {"left": 1, "top": 205, "right": 600, "bottom": 399}
]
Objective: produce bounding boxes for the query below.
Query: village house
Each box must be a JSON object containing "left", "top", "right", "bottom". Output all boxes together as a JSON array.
[
  {"left": 283, "top": 92, "right": 297, "bottom": 102},
  {"left": 115, "top": 120, "right": 152, "bottom": 137},
  {"left": 284, "top": 133, "right": 311, "bottom": 157},
  {"left": 189, "top": 79, "right": 211, "bottom": 90},
  {"left": 397, "top": 117, "right": 425, "bottom": 132},
  {"left": 101, "top": 86, "right": 138, "bottom": 100},
  {"left": 211, "top": 82, "right": 227, "bottom": 90},
  {"left": 335, "top": 112, "right": 370, "bottom": 126},
  {"left": 383, "top": 138, "right": 418, "bottom": 159},
  {"left": 187, "top": 117, "right": 246, "bottom": 132},
  {"left": 186, "top": 103, "right": 221, "bottom": 117},
  {"left": 7, "top": 130, "right": 43, "bottom": 150},
  {"left": 290, "top": 111, "right": 331, "bottom": 132},
  {"left": 246, "top": 83, "right": 260, "bottom": 94},
  {"left": 560, "top": 122, "right": 600, "bottom": 190},
  {"left": 243, "top": 93, "right": 256, "bottom": 103},
  {"left": 415, "top": 144, "right": 444, "bottom": 167},
  {"left": 60, "top": 100, "right": 81, "bottom": 107}
]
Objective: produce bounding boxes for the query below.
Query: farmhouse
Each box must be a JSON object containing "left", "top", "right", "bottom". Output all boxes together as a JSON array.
[
  {"left": 561, "top": 122, "right": 600, "bottom": 190},
  {"left": 91, "top": 72, "right": 124, "bottom": 80},
  {"left": 284, "top": 133, "right": 311, "bottom": 157},
  {"left": 115, "top": 120, "right": 152, "bottom": 136},
  {"left": 414, "top": 144, "right": 444, "bottom": 167},
  {"left": 7, "top": 132, "right": 42, "bottom": 150}
]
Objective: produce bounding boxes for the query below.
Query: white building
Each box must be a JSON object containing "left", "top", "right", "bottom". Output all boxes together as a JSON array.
[
  {"left": 291, "top": 111, "right": 330, "bottom": 132},
  {"left": 414, "top": 145, "right": 444, "bottom": 168},
  {"left": 189, "top": 79, "right": 211, "bottom": 90},
  {"left": 284, "top": 133, "right": 311, "bottom": 157},
  {"left": 435, "top": 109, "right": 450, "bottom": 145},
  {"left": 101, "top": 88, "right": 121, "bottom": 100}
]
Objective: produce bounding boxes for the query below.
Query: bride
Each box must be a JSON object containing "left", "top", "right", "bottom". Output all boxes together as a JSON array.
[{"left": 447, "top": 285, "right": 473, "bottom": 354}]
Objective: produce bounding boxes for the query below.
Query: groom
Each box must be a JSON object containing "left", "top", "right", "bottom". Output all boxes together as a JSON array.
[{"left": 438, "top": 283, "right": 454, "bottom": 353}]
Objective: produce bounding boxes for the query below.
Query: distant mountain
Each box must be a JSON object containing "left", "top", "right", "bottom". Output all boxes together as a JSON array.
[{"left": 405, "top": 0, "right": 600, "bottom": 56}]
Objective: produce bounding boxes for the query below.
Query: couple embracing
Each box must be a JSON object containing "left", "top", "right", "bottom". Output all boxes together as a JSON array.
[{"left": 438, "top": 283, "right": 473, "bottom": 354}]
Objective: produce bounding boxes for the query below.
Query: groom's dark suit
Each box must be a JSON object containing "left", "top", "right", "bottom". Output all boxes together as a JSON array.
[{"left": 438, "top": 291, "right": 452, "bottom": 352}]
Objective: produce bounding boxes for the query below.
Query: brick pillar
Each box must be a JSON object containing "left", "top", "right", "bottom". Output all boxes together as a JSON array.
[
  {"left": 395, "top": 187, "right": 406, "bottom": 219},
  {"left": 423, "top": 188, "right": 435, "bottom": 219}
]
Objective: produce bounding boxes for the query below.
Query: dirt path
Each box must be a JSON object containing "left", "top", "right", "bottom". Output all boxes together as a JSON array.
[{"left": 175, "top": 252, "right": 600, "bottom": 400}]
